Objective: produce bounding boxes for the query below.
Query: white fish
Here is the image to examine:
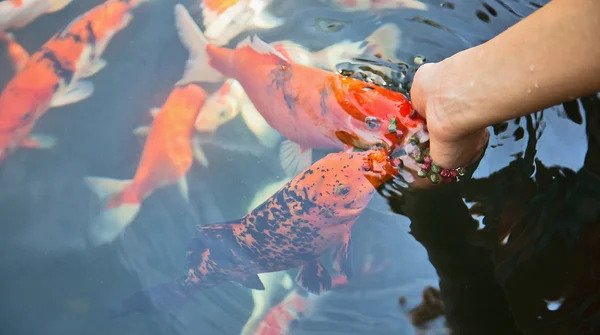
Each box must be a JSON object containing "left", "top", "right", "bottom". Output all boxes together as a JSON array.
[
  {"left": 327, "top": 0, "right": 428, "bottom": 11},
  {"left": 0, "top": 0, "right": 73, "bottom": 31}
]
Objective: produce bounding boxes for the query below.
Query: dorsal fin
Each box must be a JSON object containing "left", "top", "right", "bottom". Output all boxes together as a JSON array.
[{"left": 236, "top": 35, "right": 289, "bottom": 63}]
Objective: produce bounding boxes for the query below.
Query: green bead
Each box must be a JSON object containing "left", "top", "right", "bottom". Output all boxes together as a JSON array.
[
  {"left": 429, "top": 174, "right": 440, "bottom": 184},
  {"left": 409, "top": 136, "right": 419, "bottom": 145},
  {"left": 430, "top": 164, "right": 441, "bottom": 174},
  {"left": 388, "top": 118, "right": 398, "bottom": 133},
  {"left": 456, "top": 167, "right": 466, "bottom": 176},
  {"left": 417, "top": 169, "right": 427, "bottom": 178}
]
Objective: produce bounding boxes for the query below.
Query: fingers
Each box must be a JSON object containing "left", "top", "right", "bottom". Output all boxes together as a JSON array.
[{"left": 428, "top": 128, "right": 489, "bottom": 169}]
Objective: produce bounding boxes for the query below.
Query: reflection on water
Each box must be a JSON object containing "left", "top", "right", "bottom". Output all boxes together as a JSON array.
[{"left": 0, "top": 0, "right": 598, "bottom": 334}]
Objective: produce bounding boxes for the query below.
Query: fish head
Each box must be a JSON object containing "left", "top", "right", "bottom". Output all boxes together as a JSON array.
[
  {"left": 195, "top": 80, "right": 239, "bottom": 133},
  {"left": 0, "top": 85, "right": 50, "bottom": 161},
  {"left": 331, "top": 76, "right": 425, "bottom": 150},
  {"left": 298, "top": 149, "right": 396, "bottom": 215}
]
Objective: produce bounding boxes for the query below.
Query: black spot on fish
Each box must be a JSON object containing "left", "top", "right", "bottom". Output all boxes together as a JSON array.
[{"left": 41, "top": 50, "right": 74, "bottom": 82}]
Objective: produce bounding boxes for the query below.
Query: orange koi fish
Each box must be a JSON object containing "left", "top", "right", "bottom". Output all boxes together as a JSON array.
[
  {"left": 0, "top": 0, "right": 73, "bottom": 31},
  {"left": 0, "top": 0, "right": 146, "bottom": 162},
  {"left": 328, "top": 0, "right": 427, "bottom": 11},
  {"left": 175, "top": 4, "right": 426, "bottom": 176},
  {"left": 116, "top": 149, "right": 397, "bottom": 316},
  {"left": 85, "top": 84, "right": 206, "bottom": 245},
  {"left": 200, "top": 0, "right": 282, "bottom": 45}
]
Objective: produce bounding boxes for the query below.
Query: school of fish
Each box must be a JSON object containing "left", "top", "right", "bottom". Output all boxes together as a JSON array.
[{"left": 0, "top": 0, "right": 432, "bottom": 331}]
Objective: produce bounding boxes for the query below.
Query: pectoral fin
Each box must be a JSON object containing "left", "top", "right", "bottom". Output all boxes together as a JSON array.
[
  {"left": 51, "top": 81, "right": 94, "bottom": 108},
  {"left": 279, "top": 140, "right": 312, "bottom": 177},
  {"left": 332, "top": 233, "right": 353, "bottom": 279},
  {"left": 177, "top": 177, "right": 189, "bottom": 202},
  {"left": 20, "top": 134, "right": 56, "bottom": 149},
  {"left": 296, "top": 259, "right": 332, "bottom": 294},
  {"left": 48, "top": 0, "right": 74, "bottom": 12}
]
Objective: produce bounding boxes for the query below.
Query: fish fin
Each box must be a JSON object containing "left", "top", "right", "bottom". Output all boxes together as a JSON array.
[
  {"left": 50, "top": 81, "right": 94, "bottom": 108},
  {"left": 177, "top": 177, "right": 189, "bottom": 202},
  {"left": 88, "top": 203, "right": 141, "bottom": 245},
  {"left": 364, "top": 23, "right": 401, "bottom": 60},
  {"left": 174, "top": 4, "right": 224, "bottom": 84},
  {"left": 272, "top": 41, "right": 315, "bottom": 66},
  {"left": 251, "top": 11, "right": 283, "bottom": 30},
  {"left": 80, "top": 58, "right": 107, "bottom": 78},
  {"left": 279, "top": 140, "right": 312, "bottom": 177},
  {"left": 233, "top": 82, "right": 279, "bottom": 149},
  {"left": 296, "top": 259, "right": 332, "bottom": 294},
  {"left": 48, "top": 0, "right": 74, "bottom": 12},
  {"left": 0, "top": 32, "right": 30, "bottom": 72},
  {"left": 192, "top": 137, "right": 209, "bottom": 167},
  {"left": 20, "top": 134, "right": 56, "bottom": 149},
  {"left": 112, "top": 281, "right": 192, "bottom": 318},
  {"left": 132, "top": 125, "right": 150, "bottom": 138},
  {"left": 236, "top": 274, "right": 265, "bottom": 290},
  {"left": 84, "top": 177, "right": 132, "bottom": 201},
  {"left": 332, "top": 233, "right": 353, "bottom": 279},
  {"left": 236, "top": 35, "right": 289, "bottom": 63}
]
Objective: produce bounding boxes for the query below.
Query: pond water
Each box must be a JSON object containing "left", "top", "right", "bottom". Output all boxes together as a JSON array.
[{"left": 1, "top": 0, "right": 598, "bottom": 334}]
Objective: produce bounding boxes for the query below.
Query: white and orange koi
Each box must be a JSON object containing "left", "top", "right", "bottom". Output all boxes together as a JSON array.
[
  {"left": 0, "top": 0, "right": 73, "bottom": 32},
  {"left": 0, "top": 0, "right": 147, "bottom": 162},
  {"left": 328, "top": 0, "right": 427, "bottom": 11},
  {"left": 85, "top": 84, "right": 207, "bottom": 245},
  {"left": 200, "top": 0, "right": 282, "bottom": 45}
]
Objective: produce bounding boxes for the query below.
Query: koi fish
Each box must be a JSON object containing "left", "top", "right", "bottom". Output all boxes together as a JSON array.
[
  {"left": 0, "top": 0, "right": 73, "bottom": 32},
  {"left": 0, "top": 0, "right": 147, "bottom": 162},
  {"left": 85, "top": 84, "right": 206, "bottom": 245},
  {"left": 327, "top": 0, "right": 428, "bottom": 11},
  {"left": 116, "top": 149, "right": 397, "bottom": 316},
  {"left": 251, "top": 275, "right": 348, "bottom": 335},
  {"left": 175, "top": 4, "right": 425, "bottom": 176},
  {"left": 200, "top": 0, "right": 282, "bottom": 45}
]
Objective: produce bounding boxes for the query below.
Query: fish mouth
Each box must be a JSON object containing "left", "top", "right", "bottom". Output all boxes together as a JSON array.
[{"left": 361, "top": 149, "right": 397, "bottom": 188}]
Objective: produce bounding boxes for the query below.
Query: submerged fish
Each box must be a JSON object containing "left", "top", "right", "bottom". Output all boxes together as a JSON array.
[
  {"left": 116, "top": 149, "right": 397, "bottom": 316},
  {"left": 175, "top": 4, "right": 425, "bottom": 176},
  {"left": 0, "top": 0, "right": 73, "bottom": 31},
  {"left": 200, "top": 0, "right": 282, "bottom": 45},
  {"left": 328, "top": 0, "right": 428, "bottom": 11},
  {"left": 85, "top": 84, "right": 206, "bottom": 245},
  {"left": 0, "top": 0, "right": 146, "bottom": 162}
]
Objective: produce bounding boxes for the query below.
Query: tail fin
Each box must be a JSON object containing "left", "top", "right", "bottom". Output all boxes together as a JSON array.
[
  {"left": 84, "top": 177, "right": 140, "bottom": 245},
  {"left": 174, "top": 4, "right": 224, "bottom": 84},
  {"left": 111, "top": 282, "right": 193, "bottom": 318},
  {"left": 364, "top": 23, "right": 401, "bottom": 60}
]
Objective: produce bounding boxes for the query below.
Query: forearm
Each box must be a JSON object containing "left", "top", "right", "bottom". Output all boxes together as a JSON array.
[{"left": 440, "top": 0, "right": 600, "bottom": 132}]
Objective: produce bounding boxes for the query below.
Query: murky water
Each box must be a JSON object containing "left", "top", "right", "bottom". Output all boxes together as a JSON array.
[{"left": 1, "top": 0, "right": 598, "bottom": 334}]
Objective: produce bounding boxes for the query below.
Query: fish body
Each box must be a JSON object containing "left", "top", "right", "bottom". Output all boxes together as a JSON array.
[
  {"left": 0, "top": 0, "right": 73, "bottom": 31},
  {"left": 119, "top": 149, "right": 396, "bottom": 315},
  {"left": 175, "top": 5, "right": 423, "bottom": 155},
  {"left": 0, "top": 0, "right": 144, "bottom": 162},
  {"left": 85, "top": 84, "right": 206, "bottom": 245},
  {"left": 201, "top": 0, "right": 282, "bottom": 45}
]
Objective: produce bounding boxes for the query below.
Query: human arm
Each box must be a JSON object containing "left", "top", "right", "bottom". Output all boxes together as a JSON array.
[{"left": 410, "top": 0, "right": 600, "bottom": 168}]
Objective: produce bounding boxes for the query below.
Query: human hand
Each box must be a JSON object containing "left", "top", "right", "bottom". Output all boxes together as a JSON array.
[{"left": 410, "top": 61, "right": 489, "bottom": 169}]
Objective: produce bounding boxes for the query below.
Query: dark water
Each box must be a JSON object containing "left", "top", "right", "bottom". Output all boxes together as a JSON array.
[{"left": 0, "top": 0, "right": 598, "bottom": 334}]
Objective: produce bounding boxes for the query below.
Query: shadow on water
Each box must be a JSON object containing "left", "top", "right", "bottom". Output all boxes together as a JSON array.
[
  {"left": 1, "top": 0, "right": 599, "bottom": 334},
  {"left": 386, "top": 96, "right": 600, "bottom": 334}
]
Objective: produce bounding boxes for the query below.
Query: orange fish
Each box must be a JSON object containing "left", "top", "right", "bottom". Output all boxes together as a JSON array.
[
  {"left": 200, "top": 0, "right": 282, "bottom": 45},
  {"left": 0, "top": 0, "right": 73, "bottom": 31},
  {"left": 85, "top": 84, "right": 207, "bottom": 245},
  {"left": 116, "top": 149, "right": 397, "bottom": 316},
  {"left": 0, "top": 0, "right": 146, "bottom": 162},
  {"left": 175, "top": 4, "right": 425, "bottom": 176}
]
